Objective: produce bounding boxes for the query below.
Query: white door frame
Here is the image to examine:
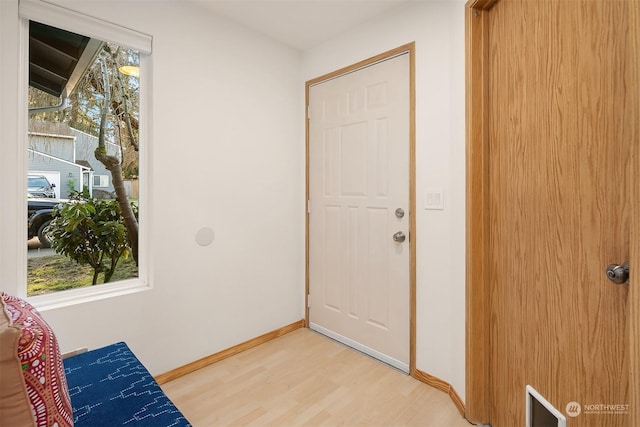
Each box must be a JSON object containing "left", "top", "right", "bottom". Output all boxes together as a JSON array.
[{"left": 305, "top": 43, "right": 416, "bottom": 374}]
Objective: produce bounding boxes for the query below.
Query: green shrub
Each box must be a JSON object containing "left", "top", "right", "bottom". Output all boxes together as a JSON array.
[{"left": 47, "top": 192, "right": 136, "bottom": 285}]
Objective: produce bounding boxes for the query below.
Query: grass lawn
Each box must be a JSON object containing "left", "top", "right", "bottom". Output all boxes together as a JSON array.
[{"left": 28, "top": 253, "right": 138, "bottom": 296}]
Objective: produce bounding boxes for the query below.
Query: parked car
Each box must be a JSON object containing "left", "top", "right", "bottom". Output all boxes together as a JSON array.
[
  {"left": 27, "top": 198, "right": 61, "bottom": 248},
  {"left": 28, "top": 174, "right": 56, "bottom": 198}
]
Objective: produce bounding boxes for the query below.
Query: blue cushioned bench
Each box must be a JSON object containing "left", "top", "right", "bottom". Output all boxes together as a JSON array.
[{"left": 63, "top": 342, "right": 191, "bottom": 427}]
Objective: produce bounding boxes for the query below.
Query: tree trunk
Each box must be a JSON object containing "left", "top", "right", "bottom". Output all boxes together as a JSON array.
[
  {"left": 95, "top": 155, "right": 139, "bottom": 264},
  {"left": 96, "top": 58, "right": 139, "bottom": 264}
]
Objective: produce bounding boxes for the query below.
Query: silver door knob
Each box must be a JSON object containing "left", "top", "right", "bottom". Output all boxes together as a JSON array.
[
  {"left": 393, "top": 231, "right": 406, "bottom": 243},
  {"left": 606, "top": 261, "right": 629, "bottom": 284}
]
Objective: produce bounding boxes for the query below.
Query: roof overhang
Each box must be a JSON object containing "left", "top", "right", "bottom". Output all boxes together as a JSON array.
[{"left": 29, "top": 20, "right": 104, "bottom": 98}]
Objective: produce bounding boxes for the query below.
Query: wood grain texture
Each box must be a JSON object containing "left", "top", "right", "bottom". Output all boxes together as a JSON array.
[
  {"left": 487, "top": 1, "right": 632, "bottom": 426},
  {"left": 412, "top": 369, "right": 465, "bottom": 417},
  {"left": 628, "top": 2, "right": 640, "bottom": 426},
  {"left": 155, "top": 320, "right": 305, "bottom": 385},
  {"left": 466, "top": 0, "right": 498, "bottom": 10},
  {"left": 408, "top": 43, "right": 417, "bottom": 376},
  {"left": 161, "top": 329, "right": 471, "bottom": 426},
  {"left": 464, "top": 1, "right": 492, "bottom": 423},
  {"left": 305, "top": 43, "right": 415, "bottom": 88}
]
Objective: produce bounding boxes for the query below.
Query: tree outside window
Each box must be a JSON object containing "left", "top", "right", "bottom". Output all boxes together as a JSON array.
[{"left": 27, "top": 21, "right": 141, "bottom": 296}]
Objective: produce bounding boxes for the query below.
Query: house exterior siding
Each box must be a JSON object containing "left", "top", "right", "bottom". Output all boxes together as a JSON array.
[
  {"left": 28, "top": 150, "right": 85, "bottom": 199},
  {"left": 28, "top": 132, "right": 74, "bottom": 161},
  {"left": 27, "top": 122, "right": 118, "bottom": 198},
  {"left": 70, "top": 128, "right": 119, "bottom": 198}
]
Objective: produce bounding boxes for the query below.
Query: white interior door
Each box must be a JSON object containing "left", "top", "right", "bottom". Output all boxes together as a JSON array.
[{"left": 308, "top": 53, "right": 410, "bottom": 372}]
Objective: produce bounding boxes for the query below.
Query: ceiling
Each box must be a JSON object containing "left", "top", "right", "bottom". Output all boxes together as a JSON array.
[
  {"left": 187, "top": 0, "right": 413, "bottom": 51},
  {"left": 28, "top": 0, "right": 445, "bottom": 96}
]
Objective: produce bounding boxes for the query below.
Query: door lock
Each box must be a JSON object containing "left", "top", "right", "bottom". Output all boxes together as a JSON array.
[
  {"left": 393, "top": 231, "right": 406, "bottom": 243},
  {"left": 605, "top": 261, "right": 629, "bottom": 285}
]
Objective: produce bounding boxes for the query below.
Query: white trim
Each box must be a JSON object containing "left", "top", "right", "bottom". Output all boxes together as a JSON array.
[
  {"left": 29, "top": 279, "right": 151, "bottom": 312},
  {"left": 28, "top": 131, "right": 75, "bottom": 140},
  {"left": 136, "top": 51, "right": 151, "bottom": 291},
  {"left": 28, "top": 148, "right": 91, "bottom": 170},
  {"left": 310, "top": 322, "right": 410, "bottom": 373},
  {"left": 16, "top": 17, "right": 30, "bottom": 299},
  {"left": 92, "top": 174, "right": 109, "bottom": 187},
  {"left": 20, "top": 4, "right": 152, "bottom": 307},
  {"left": 19, "top": 0, "right": 152, "bottom": 54},
  {"left": 525, "top": 385, "right": 567, "bottom": 427}
]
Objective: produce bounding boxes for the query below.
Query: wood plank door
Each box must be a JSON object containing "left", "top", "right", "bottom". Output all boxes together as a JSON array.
[
  {"left": 466, "top": 0, "right": 639, "bottom": 426},
  {"left": 307, "top": 51, "right": 411, "bottom": 373}
]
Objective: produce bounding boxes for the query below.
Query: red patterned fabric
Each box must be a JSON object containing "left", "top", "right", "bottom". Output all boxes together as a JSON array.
[{"left": 2, "top": 293, "right": 74, "bottom": 427}]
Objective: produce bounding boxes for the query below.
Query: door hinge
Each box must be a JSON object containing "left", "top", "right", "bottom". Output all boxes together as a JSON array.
[
  {"left": 307, "top": 105, "right": 311, "bottom": 119},
  {"left": 307, "top": 294, "right": 311, "bottom": 308},
  {"left": 307, "top": 199, "right": 311, "bottom": 214}
]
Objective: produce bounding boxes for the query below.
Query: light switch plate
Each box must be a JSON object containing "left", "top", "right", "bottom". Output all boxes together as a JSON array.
[{"left": 425, "top": 188, "right": 444, "bottom": 210}]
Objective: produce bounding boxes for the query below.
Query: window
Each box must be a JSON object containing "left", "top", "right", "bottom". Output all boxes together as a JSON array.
[
  {"left": 93, "top": 175, "right": 110, "bottom": 188},
  {"left": 21, "top": 0, "right": 151, "bottom": 303}
]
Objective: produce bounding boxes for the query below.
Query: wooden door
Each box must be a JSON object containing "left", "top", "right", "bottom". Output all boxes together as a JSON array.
[
  {"left": 466, "top": 0, "right": 639, "bottom": 426},
  {"left": 307, "top": 51, "right": 411, "bottom": 372}
]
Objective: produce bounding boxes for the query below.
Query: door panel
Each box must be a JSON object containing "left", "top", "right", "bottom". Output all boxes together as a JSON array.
[
  {"left": 485, "top": 1, "right": 632, "bottom": 426},
  {"left": 308, "top": 53, "right": 410, "bottom": 371}
]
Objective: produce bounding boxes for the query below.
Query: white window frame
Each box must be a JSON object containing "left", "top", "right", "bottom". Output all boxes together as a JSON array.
[
  {"left": 19, "top": 0, "right": 152, "bottom": 311},
  {"left": 19, "top": 0, "right": 152, "bottom": 54},
  {"left": 93, "top": 174, "right": 110, "bottom": 188}
]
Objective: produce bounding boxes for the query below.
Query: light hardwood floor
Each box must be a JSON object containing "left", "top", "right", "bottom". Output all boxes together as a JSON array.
[{"left": 161, "top": 328, "right": 472, "bottom": 426}]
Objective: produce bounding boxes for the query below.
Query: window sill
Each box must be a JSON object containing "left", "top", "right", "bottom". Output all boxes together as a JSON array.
[{"left": 28, "top": 278, "right": 150, "bottom": 312}]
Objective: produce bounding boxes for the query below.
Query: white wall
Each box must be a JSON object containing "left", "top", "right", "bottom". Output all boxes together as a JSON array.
[
  {"left": 0, "top": 0, "right": 306, "bottom": 375},
  {"left": 302, "top": 0, "right": 467, "bottom": 399},
  {"left": 1, "top": 0, "right": 466, "bottom": 403}
]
